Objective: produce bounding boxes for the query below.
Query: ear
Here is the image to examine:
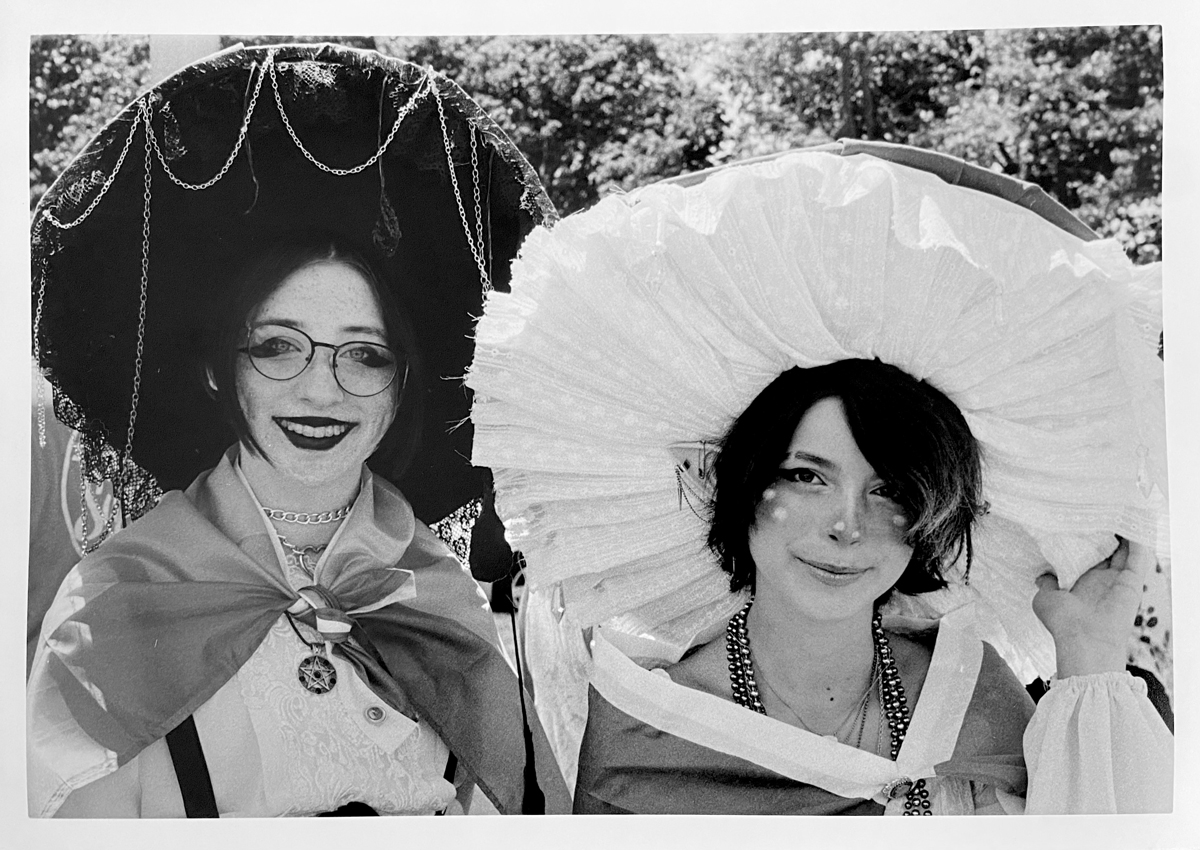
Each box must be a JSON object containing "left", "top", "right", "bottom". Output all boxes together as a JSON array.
[{"left": 669, "top": 440, "right": 718, "bottom": 509}]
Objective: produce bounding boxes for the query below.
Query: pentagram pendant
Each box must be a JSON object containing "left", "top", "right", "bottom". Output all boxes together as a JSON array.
[{"left": 297, "top": 654, "right": 337, "bottom": 694}]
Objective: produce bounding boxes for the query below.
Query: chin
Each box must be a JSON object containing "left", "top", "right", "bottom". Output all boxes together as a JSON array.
[
  {"left": 255, "top": 439, "right": 371, "bottom": 489},
  {"left": 768, "top": 579, "right": 886, "bottom": 624}
]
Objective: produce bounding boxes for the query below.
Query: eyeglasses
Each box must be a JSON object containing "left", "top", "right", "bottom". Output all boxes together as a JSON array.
[{"left": 239, "top": 324, "right": 405, "bottom": 398}]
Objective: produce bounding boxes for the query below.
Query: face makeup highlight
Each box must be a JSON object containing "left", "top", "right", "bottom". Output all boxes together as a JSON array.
[{"left": 747, "top": 397, "right": 914, "bottom": 623}]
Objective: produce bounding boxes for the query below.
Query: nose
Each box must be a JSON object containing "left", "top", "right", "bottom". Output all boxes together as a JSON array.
[
  {"left": 296, "top": 347, "right": 344, "bottom": 403},
  {"left": 827, "top": 498, "right": 864, "bottom": 545}
]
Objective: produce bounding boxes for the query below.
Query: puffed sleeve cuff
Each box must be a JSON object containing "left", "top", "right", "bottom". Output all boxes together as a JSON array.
[{"left": 1023, "top": 670, "right": 1173, "bottom": 814}]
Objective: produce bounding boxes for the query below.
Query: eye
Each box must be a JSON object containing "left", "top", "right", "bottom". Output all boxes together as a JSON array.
[
  {"left": 778, "top": 467, "right": 824, "bottom": 486},
  {"left": 870, "top": 482, "right": 901, "bottom": 502},
  {"left": 338, "top": 343, "right": 396, "bottom": 369},
  {"left": 870, "top": 482, "right": 893, "bottom": 498},
  {"left": 248, "top": 334, "right": 305, "bottom": 358}
]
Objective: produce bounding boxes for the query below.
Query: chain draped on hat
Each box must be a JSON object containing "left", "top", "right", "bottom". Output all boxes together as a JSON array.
[{"left": 32, "top": 43, "right": 555, "bottom": 558}]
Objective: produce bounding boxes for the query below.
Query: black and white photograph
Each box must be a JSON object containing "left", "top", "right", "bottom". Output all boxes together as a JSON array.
[{"left": 5, "top": 4, "right": 1199, "bottom": 849}]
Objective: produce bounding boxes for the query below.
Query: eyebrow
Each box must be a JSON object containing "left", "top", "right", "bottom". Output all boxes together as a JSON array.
[
  {"left": 341, "top": 324, "right": 387, "bottom": 337},
  {"left": 785, "top": 450, "right": 836, "bottom": 469},
  {"left": 256, "top": 318, "right": 387, "bottom": 339}
]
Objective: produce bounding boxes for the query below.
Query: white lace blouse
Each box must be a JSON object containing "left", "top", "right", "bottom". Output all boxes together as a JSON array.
[
  {"left": 54, "top": 615, "right": 466, "bottom": 817},
  {"left": 50, "top": 488, "right": 493, "bottom": 818}
]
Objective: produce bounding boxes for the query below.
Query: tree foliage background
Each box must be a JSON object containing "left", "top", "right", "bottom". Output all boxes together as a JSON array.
[{"left": 30, "top": 28, "right": 1163, "bottom": 263}]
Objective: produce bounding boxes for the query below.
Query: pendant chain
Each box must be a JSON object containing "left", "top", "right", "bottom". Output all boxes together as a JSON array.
[{"left": 726, "top": 601, "right": 932, "bottom": 815}]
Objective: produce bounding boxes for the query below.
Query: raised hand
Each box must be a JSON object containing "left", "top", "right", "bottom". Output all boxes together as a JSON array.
[{"left": 1032, "top": 538, "right": 1154, "bottom": 678}]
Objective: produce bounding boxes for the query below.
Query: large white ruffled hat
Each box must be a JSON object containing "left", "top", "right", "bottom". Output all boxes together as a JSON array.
[{"left": 468, "top": 146, "right": 1167, "bottom": 681}]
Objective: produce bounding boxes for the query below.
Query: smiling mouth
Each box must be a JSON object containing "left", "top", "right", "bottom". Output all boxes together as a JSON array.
[
  {"left": 274, "top": 417, "right": 355, "bottom": 451},
  {"left": 797, "top": 557, "right": 868, "bottom": 580}
]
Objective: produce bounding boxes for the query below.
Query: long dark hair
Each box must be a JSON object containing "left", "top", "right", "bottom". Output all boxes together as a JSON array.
[{"left": 707, "top": 359, "right": 985, "bottom": 600}]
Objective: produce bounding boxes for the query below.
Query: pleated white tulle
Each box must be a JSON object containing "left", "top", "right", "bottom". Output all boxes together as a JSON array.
[{"left": 468, "top": 151, "right": 1167, "bottom": 681}]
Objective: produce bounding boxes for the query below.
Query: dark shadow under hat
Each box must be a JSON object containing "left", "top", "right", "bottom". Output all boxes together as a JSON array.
[{"left": 32, "top": 42, "right": 555, "bottom": 531}]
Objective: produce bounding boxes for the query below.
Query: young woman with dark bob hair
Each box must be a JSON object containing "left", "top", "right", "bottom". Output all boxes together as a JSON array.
[
  {"left": 573, "top": 358, "right": 1162, "bottom": 814},
  {"left": 467, "top": 147, "right": 1173, "bottom": 816}
]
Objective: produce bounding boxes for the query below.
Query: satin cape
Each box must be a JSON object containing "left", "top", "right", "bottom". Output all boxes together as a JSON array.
[
  {"left": 28, "top": 450, "right": 568, "bottom": 816},
  {"left": 574, "top": 618, "right": 1033, "bottom": 814}
]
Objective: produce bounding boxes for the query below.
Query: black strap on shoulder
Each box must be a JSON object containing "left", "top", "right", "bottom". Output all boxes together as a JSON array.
[
  {"left": 434, "top": 752, "right": 458, "bottom": 816},
  {"left": 165, "top": 715, "right": 220, "bottom": 817},
  {"left": 509, "top": 605, "right": 546, "bottom": 814}
]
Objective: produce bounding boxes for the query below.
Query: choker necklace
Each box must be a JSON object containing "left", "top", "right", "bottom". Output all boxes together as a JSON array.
[
  {"left": 286, "top": 612, "right": 337, "bottom": 695},
  {"left": 263, "top": 504, "right": 353, "bottom": 525},
  {"left": 726, "top": 601, "right": 932, "bottom": 815}
]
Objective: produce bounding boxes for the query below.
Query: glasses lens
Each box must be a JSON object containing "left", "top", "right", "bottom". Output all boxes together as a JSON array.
[
  {"left": 334, "top": 342, "right": 400, "bottom": 396},
  {"left": 245, "top": 325, "right": 312, "bottom": 380}
]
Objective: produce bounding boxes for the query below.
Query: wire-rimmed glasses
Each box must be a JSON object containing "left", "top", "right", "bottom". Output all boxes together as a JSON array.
[{"left": 239, "top": 323, "right": 405, "bottom": 397}]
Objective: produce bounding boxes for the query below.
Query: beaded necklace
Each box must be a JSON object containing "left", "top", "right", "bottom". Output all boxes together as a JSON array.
[{"left": 726, "top": 600, "right": 932, "bottom": 815}]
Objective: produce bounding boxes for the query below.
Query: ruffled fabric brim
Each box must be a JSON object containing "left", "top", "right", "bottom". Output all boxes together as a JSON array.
[{"left": 469, "top": 150, "right": 1167, "bottom": 679}]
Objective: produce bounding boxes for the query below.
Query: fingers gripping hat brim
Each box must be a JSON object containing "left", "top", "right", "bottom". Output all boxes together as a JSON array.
[
  {"left": 32, "top": 43, "right": 554, "bottom": 525},
  {"left": 467, "top": 147, "right": 1167, "bottom": 679}
]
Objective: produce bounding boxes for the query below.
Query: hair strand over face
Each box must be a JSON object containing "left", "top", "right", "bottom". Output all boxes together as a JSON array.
[{"left": 706, "top": 360, "right": 985, "bottom": 604}]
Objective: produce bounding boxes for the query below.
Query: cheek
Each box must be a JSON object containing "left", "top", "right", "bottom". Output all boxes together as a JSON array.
[
  {"left": 233, "top": 368, "right": 265, "bottom": 422},
  {"left": 864, "top": 501, "right": 912, "bottom": 544},
  {"left": 363, "top": 390, "right": 399, "bottom": 439},
  {"left": 753, "top": 492, "right": 787, "bottom": 528}
]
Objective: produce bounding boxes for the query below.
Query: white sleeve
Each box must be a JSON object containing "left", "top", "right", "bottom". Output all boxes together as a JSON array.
[{"left": 1022, "top": 671, "right": 1172, "bottom": 814}]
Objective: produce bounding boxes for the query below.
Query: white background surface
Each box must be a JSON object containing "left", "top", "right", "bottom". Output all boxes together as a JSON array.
[{"left": 2, "top": 2, "right": 1197, "bottom": 848}]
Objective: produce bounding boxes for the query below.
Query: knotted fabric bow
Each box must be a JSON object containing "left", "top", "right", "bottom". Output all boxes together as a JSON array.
[{"left": 28, "top": 448, "right": 569, "bottom": 816}]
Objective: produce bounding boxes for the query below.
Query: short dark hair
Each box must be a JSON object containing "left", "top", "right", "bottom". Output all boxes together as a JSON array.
[
  {"left": 200, "top": 232, "right": 424, "bottom": 478},
  {"left": 707, "top": 359, "right": 985, "bottom": 601}
]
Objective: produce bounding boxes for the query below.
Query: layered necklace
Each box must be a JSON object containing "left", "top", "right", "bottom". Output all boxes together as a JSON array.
[
  {"left": 263, "top": 499, "right": 353, "bottom": 578},
  {"left": 726, "top": 601, "right": 932, "bottom": 815},
  {"left": 264, "top": 500, "right": 353, "bottom": 695}
]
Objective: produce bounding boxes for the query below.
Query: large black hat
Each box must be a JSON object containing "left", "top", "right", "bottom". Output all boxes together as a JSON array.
[{"left": 32, "top": 43, "right": 554, "bottom": 534}]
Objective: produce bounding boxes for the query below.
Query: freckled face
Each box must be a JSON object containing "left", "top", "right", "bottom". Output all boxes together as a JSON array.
[
  {"left": 235, "top": 261, "right": 399, "bottom": 491},
  {"left": 748, "top": 397, "right": 913, "bottom": 622}
]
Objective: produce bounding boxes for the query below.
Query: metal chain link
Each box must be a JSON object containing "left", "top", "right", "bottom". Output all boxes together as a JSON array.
[
  {"left": 270, "top": 58, "right": 433, "bottom": 176},
  {"left": 37, "top": 54, "right": 474, "bottom": 537},
  {"left": 34, "top": 364, "right": 47, "bottom": 449},
  {"left": 32, "top": 253, "right": 50, "bottom": 448},
  {"left": 148, "top": 50, "right": 272, "bottom": 192},
  {"left": 433, "top": 82, "right": 491, "bottom": 293},
  {"left": 42, "top": 106, "right": 143, "bottom": 231},
  {"left": 470, "top": 127, "right": 487, "bottom": 282},
  {"left": 79, "top": 462, "right": 118, "bottom": 555},
  {"left": 116, "top": 98, "right": 154, "bottom": 522},
  {"left": 78, "top": 446, "right": 89, "bottom": 551}
]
